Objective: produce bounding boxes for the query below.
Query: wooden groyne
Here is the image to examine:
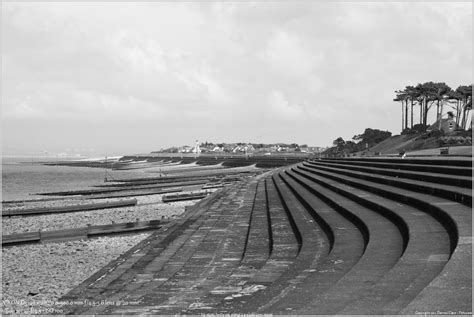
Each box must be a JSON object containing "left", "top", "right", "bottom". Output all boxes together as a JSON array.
[
  {"left": 95, "top": 175, "right": 219, "bottom": 187},
  {"left": 201, "top": 182, "right": 231, "bottom": 189},
  {"left": 106, "top": 170, "right": 253, "bottom": 184},
  {"left": 162, "top": 191, "right": 210, "bottom": 203},
  {"left": 2, "top": 220, "right": 163, "bottom": 247},
  {"left": 82, "top": 187, "right": 183, "bottom": 199},
  {"left": 37, "top": 180, "right": 209, "bottom": 196},
  {"left": 3, "top": 199, "right": 138, "bottom": 217}
]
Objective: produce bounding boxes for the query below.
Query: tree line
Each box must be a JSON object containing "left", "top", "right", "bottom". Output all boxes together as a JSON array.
[
  {"left": 326, "top": 128, "right": 392, "bottom": 156},
  {"left": 394, "top": 82, "right": 472, "bottom": 132}
]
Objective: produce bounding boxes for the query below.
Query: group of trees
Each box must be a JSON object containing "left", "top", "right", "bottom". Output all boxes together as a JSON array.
[
  {"left": 328, "top": 128, "right": 392, "bottom": 156},
  {"left": 394, "top": 82, "right": 472, "bottom": 132}
]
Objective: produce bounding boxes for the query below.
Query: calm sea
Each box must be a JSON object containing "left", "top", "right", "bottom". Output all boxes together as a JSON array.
[{"left": 1, "top": 157, "right": 147, "bottom": 201}]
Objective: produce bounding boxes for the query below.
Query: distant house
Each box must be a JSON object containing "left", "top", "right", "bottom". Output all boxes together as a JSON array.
[
  {"left": 245, "top": 144, "right": 255, "bottom": 152},
  {"left": 223, "top": 144, "right": 236, "bottom": 153},
  {"left": 307, "top": 146, "right": 327, "bottom": 153},
  {"left": 232, "top": 145, "right": 243, "bottom": 153},
  {"left": 232, "top": 144, "right": 256, "bottom": 153},
  {"left": 179, "top": 146, "right": 193, "bottom": 153},
  {"left": 199, "top": 145, "right": 214, "bottom": 153},
  {"left": 428, "top": 114, "right": 459, "bottom": 134}
]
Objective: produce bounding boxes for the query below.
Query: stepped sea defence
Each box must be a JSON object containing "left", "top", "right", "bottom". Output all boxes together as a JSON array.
[{"left": 55, "top": 157, "right": 471, "bottom": 315}]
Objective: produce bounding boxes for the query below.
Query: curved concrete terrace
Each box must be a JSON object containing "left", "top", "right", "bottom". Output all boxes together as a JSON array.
[{"left": 61, "top": 157, "right": 472, "bottom": 315}]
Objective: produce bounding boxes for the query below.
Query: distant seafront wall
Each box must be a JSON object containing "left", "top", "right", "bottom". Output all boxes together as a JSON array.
[{"left": 117, "top": 153, "right": 313, "bottom": 169}]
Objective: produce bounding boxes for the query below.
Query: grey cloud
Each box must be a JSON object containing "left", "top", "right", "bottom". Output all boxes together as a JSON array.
[{"left": 2, "top": 2, "right": 471, "bottom": 155}]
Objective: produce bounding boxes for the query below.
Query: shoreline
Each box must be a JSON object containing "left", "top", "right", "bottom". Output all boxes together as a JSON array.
[{"left": 1, "top": 158, "right": 265, "bottom": 314}]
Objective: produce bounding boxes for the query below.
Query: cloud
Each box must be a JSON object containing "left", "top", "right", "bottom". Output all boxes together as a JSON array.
[
  {"left": 263, "top": 29, "right": 324, "bottom": 79},
  {"left": 2, "top": 1, "right": 472, "bottom": 155},
  {"left": 268, "top": 90, "right": 304, "bottom": 119}
]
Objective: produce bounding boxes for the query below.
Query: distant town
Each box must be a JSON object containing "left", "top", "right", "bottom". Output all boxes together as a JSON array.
[{"left": 153, "top": 142, "right": 328, "bottom": 155}]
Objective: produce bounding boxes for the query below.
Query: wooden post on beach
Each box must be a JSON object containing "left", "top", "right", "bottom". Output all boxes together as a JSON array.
[{"left": 104, "top": 156, "right": 108, "bottom": 182}]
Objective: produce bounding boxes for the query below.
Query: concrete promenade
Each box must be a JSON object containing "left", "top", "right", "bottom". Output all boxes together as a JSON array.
[{"left": 61, "top": 157, "right": 472, "bottom": 315}]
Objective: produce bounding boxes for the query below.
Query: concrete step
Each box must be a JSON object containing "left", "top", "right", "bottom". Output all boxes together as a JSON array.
[
  {"left": 291, "top": 167, "right": 452, "bottom": 314},
  {"left": 240, "top": 180, "right": 271, "bottom": 268},
  {"left": 317, "top": 158, "right": 472, "bottom": 177},
  {"left": 131, "top": 202, "right": 248, "bottom": 313},
  {"left": 295, "top": 164, "right": 469, "bottom": 250},
  {"left": 201, "top": 168, "right": 364, "bottom": 315},
  {"left": 308, "top": 160, "right": 472, "bottom": 188},
  {"left": 61, "top": 184, "right": 239, "bottom": 314},
  {"left": 187, "top": 180, "right": 271, "bottom": 314},
  {"left": 105, "top": 175, "right": 286, "bottom": 315},
  {"left": 237, "top": 177, "right": 300, "bottom": 295},
  {"left": 400, "top": 236, "right": 472, "bottom": 315},
  {"left": 260, "top": 177, "right": 300, "bottom": 260},
  {"left": 303, "top": 161, "right": 472, "bottom": 207},
  {"left": 182, "top": 174, "right": 302, "bottom": 314},
  {"left": 259, "top": 172, "right": 367, "bottom": 309},
  {"left": 321, "top": 157, "right": 472, "bottom": 167},
  {"left": 293, "top": 164, "right": 471, "bottom": 313},
  {"left": 281, "top": 169, "right": 405, "bottom": 315},
  {"left": 254, "top": 173, "right": 330, "bottom": 312},
  {"left": 103, "top": 184, "right": 249, "bottom": 314},
  {"left": 199, "top": 171, "right": 331, "bottom": 315}
]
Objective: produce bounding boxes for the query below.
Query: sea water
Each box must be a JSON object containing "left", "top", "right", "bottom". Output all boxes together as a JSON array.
[{"left": 1, "top": 157, "right": 147, "bottom": 201}]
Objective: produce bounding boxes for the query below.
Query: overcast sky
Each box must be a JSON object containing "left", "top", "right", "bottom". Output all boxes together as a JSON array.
[{"left": 2, "top": 1, "right": 472, "bottom": 156}]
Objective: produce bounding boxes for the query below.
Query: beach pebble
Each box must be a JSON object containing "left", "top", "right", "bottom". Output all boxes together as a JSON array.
[{"left": 1, "top": 234, "right": 150, "bottom": 315}]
